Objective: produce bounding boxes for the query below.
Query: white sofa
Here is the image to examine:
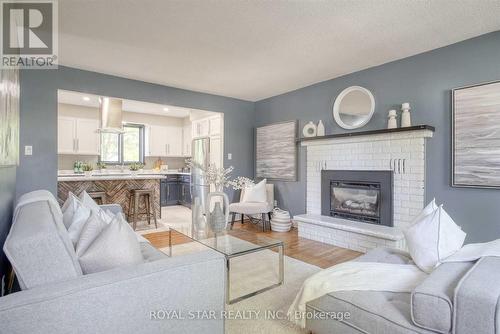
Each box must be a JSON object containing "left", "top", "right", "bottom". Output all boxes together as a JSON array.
[{"left": 1, "top": 190, "right": 226, "bottom": 334}]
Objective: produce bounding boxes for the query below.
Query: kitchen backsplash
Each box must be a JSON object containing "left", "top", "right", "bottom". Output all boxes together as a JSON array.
[{"left": 58, "top": 155, "right": 188, "bottom": 170}]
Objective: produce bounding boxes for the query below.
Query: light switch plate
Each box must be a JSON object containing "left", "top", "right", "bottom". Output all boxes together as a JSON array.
[
  {"left": 227, "top": 153, "right": 232, "bottom": 160},
  {"left": 24, "top": 145, "right": 33, "bottom": 156}
]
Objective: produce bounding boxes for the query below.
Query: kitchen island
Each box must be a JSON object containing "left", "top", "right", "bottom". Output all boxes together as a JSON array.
[{"left": 57, "top": 172, "right": 176, "bottom": 219}]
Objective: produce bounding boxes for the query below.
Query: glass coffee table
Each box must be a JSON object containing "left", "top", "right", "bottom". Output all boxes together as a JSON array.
[{"left": 167, "top": 224, "right": 284, "bottom": 304}]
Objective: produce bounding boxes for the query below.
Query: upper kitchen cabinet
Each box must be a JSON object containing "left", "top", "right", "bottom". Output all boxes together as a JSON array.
[
  {"left": 58, "top": 116, "right": 100, "bottom": 155},
  {"left": 182, "top": 122, "right": 192, "bottom": 156},
  {"left": 76, "top": 119, "right": 101, "bottom": 154},
  {"left": 191, "top": 114, "right": 224, "bottom": 166},
  {"left": 192, "top": 114, "right": 223, "bottom": 138},
  {"left": 58, "top": 117, "right": 76, "bottom": 154},
  {"left": 192, "top": 118, "right": 209, "bottom": 138},
  {"left": 208, "top": 115, "right": 222, "bottom": 136},
  {"left": 147, "top": 125, "right": 183, "bottom": 157}
]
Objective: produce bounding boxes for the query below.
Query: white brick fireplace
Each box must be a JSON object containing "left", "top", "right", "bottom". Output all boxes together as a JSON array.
[{"left": 294, "top": 127, "right": 434, "bottom": 253}]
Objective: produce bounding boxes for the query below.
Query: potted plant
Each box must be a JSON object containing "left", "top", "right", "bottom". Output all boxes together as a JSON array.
[
  {"left": 129, "top": 162, "right": 145, "bottom": 175},
  {"left": 96, "top": 162, "right": 106, "bottom": 172},
  {"left": 82, "top": 163, "right": 94, "bottom": 177}
]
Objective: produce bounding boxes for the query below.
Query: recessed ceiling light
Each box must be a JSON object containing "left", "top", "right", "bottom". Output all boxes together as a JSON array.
[
  {"left": 82, "top": 96, "right": 90, "bottom": 101},
  {"left": 163, "top": 107, "right": 169, "bottom": 111}
]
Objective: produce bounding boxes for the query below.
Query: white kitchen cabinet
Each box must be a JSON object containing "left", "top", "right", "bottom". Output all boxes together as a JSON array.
[
  {"left": 57, "top": 117, "right": 99, "bottom": 155},
  {"left": 75, "top": 119, "right": 100, "bottom": 155},
  {"left": 183, "top": 123, "right": 192, "bottom": 156},
  {"left": 147, "top": 125, "right": 183, "bottom": 157},
  {"left": 208, "top": 116, "right": 222, "bottom": 136},
  {"left": 58, "top": 117, "right": 76, "bottom": 154},
  {"left": 209, "top": 135, "right": 222, "bottom": 168},
  {"left": 192, "top": 119, "right": 209, "bottom": 138},
  {"left": 165, "top": 125, "right": 183, "bottom": 156},
  {"left": 147, "top": 125, "right": 166, "bottom": 156}
]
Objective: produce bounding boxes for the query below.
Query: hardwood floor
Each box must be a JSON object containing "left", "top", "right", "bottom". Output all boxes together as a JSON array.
[{"left": 143, "top": 220, "right": 361, "bottom": 269}]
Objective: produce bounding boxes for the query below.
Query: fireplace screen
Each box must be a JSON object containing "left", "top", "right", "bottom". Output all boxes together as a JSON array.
[{"left": 330, "top": 181, "right": 381, "bottom": 224}]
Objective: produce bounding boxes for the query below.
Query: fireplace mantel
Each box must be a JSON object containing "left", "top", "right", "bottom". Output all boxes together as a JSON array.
[{"left": 297, "top": 124, "right": 434, "bottom": 144}]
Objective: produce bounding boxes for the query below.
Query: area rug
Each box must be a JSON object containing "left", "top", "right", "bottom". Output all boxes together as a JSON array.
[{"left": 158, "top": 236, "right": 322, "bottom": 333}]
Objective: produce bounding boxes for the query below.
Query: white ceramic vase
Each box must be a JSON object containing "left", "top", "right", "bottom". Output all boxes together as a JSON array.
[
  {"left": 206, "top": 192, "right": 230, "bottom": 232},
  {"left": 302, "top": 121, "right": 317, "bottom": 137},
  {"left": 387, "top": 110, "right": 398, "bottom": 129},
  {"left": 401, "top": 103, "right": 412, "bottom": 127},
  {"left": 317, "top": 120, "right": 325, "bottom": 136}
]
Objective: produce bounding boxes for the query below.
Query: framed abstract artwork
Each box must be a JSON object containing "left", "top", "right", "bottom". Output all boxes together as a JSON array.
[
  {"left": 0, "top": 68, "right": 20, "bottom": 167},
  {"left": 256, "top": 120, "right": 297, "bottom": 181},
  {"left": 452, "top": 80, "right": 500, "bottom": 188}
]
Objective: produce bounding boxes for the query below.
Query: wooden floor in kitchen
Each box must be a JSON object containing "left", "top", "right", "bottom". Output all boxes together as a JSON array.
[{"left": 144, "top": 220, "right": 361, "bottom": 269}]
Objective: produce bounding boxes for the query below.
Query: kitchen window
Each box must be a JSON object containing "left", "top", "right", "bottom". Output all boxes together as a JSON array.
[{"left": 100, "top": 124, "right": 145, "bottom": 164}]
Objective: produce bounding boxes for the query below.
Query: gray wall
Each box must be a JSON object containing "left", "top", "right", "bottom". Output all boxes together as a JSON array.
[
  {"left": 18, "top": 66, "right": 255, "bottom": 201},
  {"left": 0, "top": 167, "right": 16, "bottom": 288},
  {"left": 255, "top": 31, "right": 500, "bottom": 243}
]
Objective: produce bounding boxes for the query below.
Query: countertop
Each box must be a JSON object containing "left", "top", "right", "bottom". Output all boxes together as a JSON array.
[{"left": 58, "top": 170, "right": 190, "bottom": 182}]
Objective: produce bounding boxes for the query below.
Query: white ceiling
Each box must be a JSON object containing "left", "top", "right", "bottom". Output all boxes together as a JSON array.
[
  {"left": 58, "top": 0, "right": 500, "bottom": 102},
  {"left": 57, "top": 90, "right": 214, "bottom": 118}
]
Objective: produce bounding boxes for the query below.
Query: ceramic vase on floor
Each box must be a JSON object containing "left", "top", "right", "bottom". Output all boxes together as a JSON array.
[
  {"left": 270, "top": 208, "right": 292, "bottom": 232},
  {"left": 206, "top": 192, "right": 229, "bottom": 232}
]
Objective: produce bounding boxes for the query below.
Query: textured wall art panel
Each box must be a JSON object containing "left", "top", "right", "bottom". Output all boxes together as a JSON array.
[
  {"left": 0, "top": 68, "right": 20, "bottom": 166},
  {"left": 453, "top": 81, "right": 500, "bottom": 188},
  {"left": 256, "top": 120, "right": 297, "bottom": 181}
]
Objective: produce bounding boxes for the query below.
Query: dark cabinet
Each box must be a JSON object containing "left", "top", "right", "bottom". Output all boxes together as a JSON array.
[
  {"left": 179, "top": 183, "right": 191, "bottom": 208},
  {"left": 166, "top": 182, "right": 180, "bottom": 205},
  {"left": 160, "top": 179, "right": 168, "bottom": 206},
  {"left": 160, "top": 174, "right": 191, "bottom": 207}
]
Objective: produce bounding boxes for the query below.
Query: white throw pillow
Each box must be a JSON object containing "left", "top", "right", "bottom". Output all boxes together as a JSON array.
[
  {"left": 80, "top": 191, "right": 113, "bottom": 224},
  {"left": 67, "top": 202, "right": 91, "bottom": 245},
  {"left": 75, "top": 212, "right": 108, "bottom": 256},
  {"left": 242, "top": 179, "right": 267, "bottom": 203},
  {"left": 61, "top": 192, "right": 80, "bottom": 229},
  {"left": 404, "top": 205, "right": 466, "bottom": 273},
  {"left": 410, "top": 198, "right": 438, "bottom": 225},
  {"left": 78, "top": 214, "right": 143, "bottom": 274}
]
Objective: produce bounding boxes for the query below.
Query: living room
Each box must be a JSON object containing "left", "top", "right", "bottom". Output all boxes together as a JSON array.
[{"left": 1, "top": 1, "right": 500, "bottom": 333}]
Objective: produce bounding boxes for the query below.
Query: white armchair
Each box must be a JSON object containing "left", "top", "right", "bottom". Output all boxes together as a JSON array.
[{"left": 228, "top": 184, "right": 274, "bottom": 231}]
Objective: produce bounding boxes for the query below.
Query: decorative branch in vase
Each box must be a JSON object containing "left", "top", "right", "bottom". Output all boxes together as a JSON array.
[{"left": 187, "top": 161, "right": 255, "bottom": 231}]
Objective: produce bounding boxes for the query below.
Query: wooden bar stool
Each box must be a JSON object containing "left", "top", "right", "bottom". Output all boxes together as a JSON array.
[
  {"left": 87, "top": 191, "right": 107, "bottom": 205},
  {"left": 127, "top": 188, "right": 157, "bottom": 231}
]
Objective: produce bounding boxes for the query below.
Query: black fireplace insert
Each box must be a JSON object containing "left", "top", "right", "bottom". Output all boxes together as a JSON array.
[{"left": 321, "top": 170, "right": 393, "bottom": 227}]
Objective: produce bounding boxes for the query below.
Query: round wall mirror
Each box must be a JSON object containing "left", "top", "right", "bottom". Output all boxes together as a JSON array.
[{"left": 333, "top": 86, "right": 375, "bottom": 129}]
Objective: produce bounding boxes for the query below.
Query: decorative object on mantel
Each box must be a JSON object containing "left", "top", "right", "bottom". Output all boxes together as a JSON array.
[
  {"left": 302, "top": 121, "right": 317, "bottom": 137},
  {"left": 401, "top": 102, "right": 412, "bottom": 127},
  {"left": 256, "top": 120, "right": 297, "bottom": 181},
  {"left": 333, "top": 86, "right": 375, "bottom": 130},
  {"left": 316, "top": 120, "right": 325, "bottom": 136},
  {"left": 0, "top": 68, "right": 19, "bottom": 166},
  {"left": 387, "top": 110, "right": 398, "bottom": 129},
  {"left": 452, "top": 80, "right": 500, "bottom": 188}
]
